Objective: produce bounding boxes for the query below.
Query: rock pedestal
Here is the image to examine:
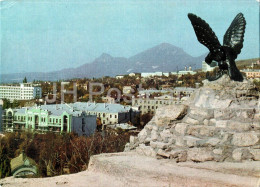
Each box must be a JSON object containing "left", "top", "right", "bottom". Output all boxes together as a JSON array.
[{"left": 125, "top": 75, "right": 260, "bottom": 162}]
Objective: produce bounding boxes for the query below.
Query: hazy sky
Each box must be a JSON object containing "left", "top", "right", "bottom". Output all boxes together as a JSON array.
[{"left": 0, "top": 0, "right": 259, "bottom": 74}]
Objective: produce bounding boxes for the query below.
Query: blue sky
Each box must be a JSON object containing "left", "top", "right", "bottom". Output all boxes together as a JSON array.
[{"left": 0, "top": 0, "right": 259, "bottom": 74}]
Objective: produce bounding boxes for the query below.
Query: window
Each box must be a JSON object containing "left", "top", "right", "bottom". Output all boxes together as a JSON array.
[{"left": 115, "top": 115, "right": 117, "bottom": 118}]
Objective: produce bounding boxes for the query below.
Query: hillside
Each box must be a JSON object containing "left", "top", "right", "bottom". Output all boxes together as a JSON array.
[{"left": 1, "top": 43, "right": 206, "bottom": 83}]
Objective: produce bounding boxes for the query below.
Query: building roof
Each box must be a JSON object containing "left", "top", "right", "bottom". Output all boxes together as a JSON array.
[
  {"left": 241, "top": 69, "right": 260, "bottom": 72},
  {"left": 108, "top": 123, "right": 137, "bottom": 130},
  {"left": 139, "top": 89, "right": 169, "bottom": 95},
  {"left": 70, "top": 102, "right": 131, "bottom": 113},
  {"left": 174, "top": 87, "right": 196, "bottom": 92},
  {"left": 40, "top": 104, "right": 83, "bottom": 116},
  {"left": 12, "top": 102, "right": 131, "bottom": 116},
  {"left": 11, "top": 152, "right": 37, "bottom": 173}
]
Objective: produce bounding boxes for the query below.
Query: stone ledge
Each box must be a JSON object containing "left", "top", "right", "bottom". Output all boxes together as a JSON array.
[{"left": 1, "top": 152, "right": 259, "bottom": 187}]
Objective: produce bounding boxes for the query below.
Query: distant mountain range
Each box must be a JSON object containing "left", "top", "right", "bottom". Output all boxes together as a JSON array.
[{"left": 1, "top": 43, "right": 206, "bottom": 83}]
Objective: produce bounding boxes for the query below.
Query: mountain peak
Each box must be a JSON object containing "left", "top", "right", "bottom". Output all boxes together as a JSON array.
[
  {"left": 96, "top": 53, "right": 113, "bottom": 62},
  {"left": 100, "top": 53, "right": 112, "bottom": 58},
  {"left": 156, "top": 43, "right": 182, "bottom": 51}
]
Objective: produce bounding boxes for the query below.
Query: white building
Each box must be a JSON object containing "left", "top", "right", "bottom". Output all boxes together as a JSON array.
[
  {"left": 69, "top": 102, "right": 139, "bottom": 129},
  {"left": 141, "top": 72, "right": 170, "bottom": 78},
  {"left": 202, "top": 61, "right": 217, "bottom": 72},
  {"left": 171, "top": 66, "right": 197, "bottom": 76},
  {"left": 173, "top": 87, "right": 196, "bottom": 97},
  {"left": 241, "top": 69, "right": 260, "bottom": 79},
  {"left": 0, "top": 83, "right": 42, "bottom": 101},
  {"left": 132, "top": 95, "right": 182, "bottom": 115}
]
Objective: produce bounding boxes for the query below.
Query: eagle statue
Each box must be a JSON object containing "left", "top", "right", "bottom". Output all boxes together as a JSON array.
[{"left": 188, "top": 13, "right": 246, "bottom": 82}]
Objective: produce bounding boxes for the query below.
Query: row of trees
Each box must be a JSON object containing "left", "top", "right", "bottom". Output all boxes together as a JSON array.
[
  {"left": 0, "top": 130, "right": 133, "bottom": 178},
  {"left": 2, "top": 99, "right": 20, "bottom": 110}
]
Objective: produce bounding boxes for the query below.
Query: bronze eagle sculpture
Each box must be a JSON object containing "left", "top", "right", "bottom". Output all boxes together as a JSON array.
[{"left": 188, "top": 13, "right": 246, "bottom": 82}]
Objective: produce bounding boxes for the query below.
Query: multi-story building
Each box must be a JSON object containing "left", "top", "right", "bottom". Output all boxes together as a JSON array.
[
  {"left": 133, "top": 86, "right": 197, "bottom": 114},
  {"left": 171, "top": 66, "right": 197, "bottom": 76},
  {"left": 173, "top": 87, "right": 196, "bottom": 97},
  {"left": 2, "top": 104, "right": 97, "bottom": 136},
  {"left": 132, "top": 95, "right": 183, "bottom": 115},
  {"left": 241, "top": 69, "right": 260, "bottom": 79},
  {"left": 69, "top": 102, "right": 139, "bottom": 129},
  {"left": 141, "top": 72, "right": 170, "bottom": 78},
  {"left": 0, "top": 83, "right": 42, "bottom": 101},
  {"left": 202, "top": 61, "right": 217, "bottom": 72},
  {"left": 0, "top": 105, "right": 2, "bottom": 132}
]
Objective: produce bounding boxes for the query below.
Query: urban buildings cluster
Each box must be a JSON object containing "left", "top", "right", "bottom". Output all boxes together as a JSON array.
[
  {"left": 1, "top": 59, "right": 259, "bottom": 135},
  {"left": 1, "top": 102, "right": 139, "bottom": 135}
]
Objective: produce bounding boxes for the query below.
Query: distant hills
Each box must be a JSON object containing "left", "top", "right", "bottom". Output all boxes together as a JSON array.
[{"left": 1, "top": 43, "right": 207, "bottom": 83}]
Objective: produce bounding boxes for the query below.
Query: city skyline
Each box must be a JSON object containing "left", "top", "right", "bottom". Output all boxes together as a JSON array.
[{"left": 0, "top": 0, "right": 259, "bottom": 74}]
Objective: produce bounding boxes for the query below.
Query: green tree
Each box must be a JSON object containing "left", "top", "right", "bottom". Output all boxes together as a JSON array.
[
  {"left": 12, "top": 100, "right": 20, "bottom": 108},
  {"left": 0, "top": 147, "right": 11, "bottom": 178},
  {"left": 23, "top": 77, "right": 27, "bottom": 83},
  {"left": 2, "top": 99, "right": 11, "bottom": 109}
]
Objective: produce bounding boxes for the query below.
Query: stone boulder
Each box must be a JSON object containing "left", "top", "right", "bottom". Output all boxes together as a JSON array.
[{"left": 154, "top": 104, "right": 188, "bottom": 126}]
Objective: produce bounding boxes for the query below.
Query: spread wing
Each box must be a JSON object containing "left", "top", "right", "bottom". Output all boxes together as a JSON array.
[
  {"left": 188, "top": 13, "right": 222, "bottom": 54},
  {"left": 223, "top": 13, "right": 246, "bottom": 55}
]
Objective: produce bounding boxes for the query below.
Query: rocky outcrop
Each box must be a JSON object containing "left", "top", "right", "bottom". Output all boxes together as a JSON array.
[{"left": 125, "top": 75, "right": 260, "bottom": 162}]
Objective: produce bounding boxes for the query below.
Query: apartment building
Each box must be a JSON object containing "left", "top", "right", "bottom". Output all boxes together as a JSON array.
[
  {"left": 173, "top": 87, "right": 196, "bottom": 97},
  {"left": 69, "top": 102, "right": 139, "bottom": 129},
  {"left": 241, "top": 69, "right": 260, "bottom": 79},
  {"left": 2, "top": 104, "right": 96, "bottom": 136},
  {"left": 132, "top": 95, "right": 183, "bottom": 114},
  {"left": 0, "top": 83, "right": 42, "bottom": 101},
  {"left": 202, "top": 61, "right": 217, "bottom": 72}
]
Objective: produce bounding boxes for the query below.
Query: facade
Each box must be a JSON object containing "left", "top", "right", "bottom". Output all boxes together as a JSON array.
[
  {"left": 138, "top": 89, "right": 169, "bottom": 97},
  {"left": 241, "top": 69, "right": 260, "bottom": 79},
  {"left": 2, "top": 104, "right": 96, "bottom": 136},
  {"left": 69, "top": 102, "right": 139, "bottom": 129},
  {"left": 173, "top": 87, "right": 196, "bottom": 97},
  {"left": 171, "top": 66, "right": 197, "bottom": 76},
  {"left": 141, "top": 72, "right": 170, "bottom": 78},
  {"left": 0, "top": 83, "right": 42, "bottom": 101},
  {"left": 132, "top": 95, "right": 183, "bottom": 114},
  {"left": 202, "top": 61, "right": 217, "bottom": 72}
]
